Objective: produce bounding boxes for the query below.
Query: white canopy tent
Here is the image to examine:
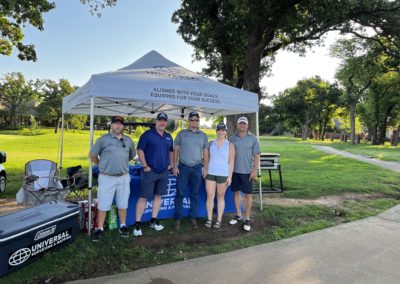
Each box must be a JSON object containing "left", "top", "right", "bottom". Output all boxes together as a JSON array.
[{"left": 61, "top": 50, "right": 262, "bottom": 234}]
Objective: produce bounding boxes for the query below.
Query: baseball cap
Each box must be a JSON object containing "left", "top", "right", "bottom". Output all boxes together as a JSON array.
[
  {"left": 237, "top": 117, "right": 248, "bottom": 124},
  {"left": 156, "top": 112, "right": 168, "bottom": 121},
  {"left": 188, "top": 111, "right": 200, "bottom": 119},
  {"left": 111, "top": 116, "right": 124, "bottom": 124},
  {"left": 216, "top": 123, "right": 227, "bottom": 131}
]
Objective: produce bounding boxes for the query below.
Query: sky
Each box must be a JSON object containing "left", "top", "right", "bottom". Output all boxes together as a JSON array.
[{"left": 0, "top": 0, "right": 341, "bottom": 102}]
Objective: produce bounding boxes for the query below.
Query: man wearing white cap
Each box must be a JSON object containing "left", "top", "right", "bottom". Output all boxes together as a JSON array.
[{"left": 228, "top": 116, "right": 260, "bottom": 232}]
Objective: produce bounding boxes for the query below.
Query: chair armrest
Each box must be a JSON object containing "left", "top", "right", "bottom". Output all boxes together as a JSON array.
[{"left": 24, "top": 175, "right": 39, "bottom": 184}]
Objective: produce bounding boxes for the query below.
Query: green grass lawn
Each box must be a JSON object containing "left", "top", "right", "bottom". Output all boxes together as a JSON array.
[
  {"left": 324, "top": 141, "right": 400, "bottom": 163},
  {"left": 300, "top": 135, "right": 400, "bottom": 163},
  {"left": 1, "top": 131, "right": 398, "bottom": 199},
  {"left": 1, "top": 132, "right": 400, "bottom": 283},
  {"left": 260, "top": 136, "right": 400, "bottom": 199}
]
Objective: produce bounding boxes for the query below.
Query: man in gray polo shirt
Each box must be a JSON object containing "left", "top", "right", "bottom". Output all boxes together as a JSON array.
[
  {"left": 173, "top": 111, "right": 209, "bottom": 229},
  {"left": 89, "top": 116, "right": 136, "bottom": 241},
  {"left": 229, "top": 116, "right": 260, "bottom": 232}
]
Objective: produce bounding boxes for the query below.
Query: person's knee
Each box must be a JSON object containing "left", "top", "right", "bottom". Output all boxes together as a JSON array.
[{"left": 217, "top": 193, "right": 225, "bottom": 200}]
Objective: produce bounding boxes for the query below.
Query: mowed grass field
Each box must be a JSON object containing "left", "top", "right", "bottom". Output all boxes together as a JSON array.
[
  {"left": 328, "top": 142, "right": 400, "bottom": 163},
  {"left": 0, "top": 131, "right": 400, "bottom": 283},
  {"left": 1, "top": 130, "right": 399, "bottom": 199}
]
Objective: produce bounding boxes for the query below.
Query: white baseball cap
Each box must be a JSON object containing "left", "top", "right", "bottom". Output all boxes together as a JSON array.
[{"left": 237, "top": 117, "right": 248, "bottom": 124}]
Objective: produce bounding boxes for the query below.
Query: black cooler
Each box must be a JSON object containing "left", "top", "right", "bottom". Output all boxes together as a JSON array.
[{"left": 0, "top": 202, "right": 79, "bottom": 277}]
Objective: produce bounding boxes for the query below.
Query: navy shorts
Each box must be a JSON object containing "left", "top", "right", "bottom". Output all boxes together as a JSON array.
[
  {"left": 231, "top": 172, "right": 253, "bottom": 194},
  {"left": 140, "top": 169, "right": 168, "bottom": 199}
]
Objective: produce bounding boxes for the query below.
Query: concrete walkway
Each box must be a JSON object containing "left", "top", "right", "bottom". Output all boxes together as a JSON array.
[
  {"left": 69, "top": 205, "right": 400, "bottom": 284},
  {"left": 312, "top": 145, "right": 400, "bottom": 173}
]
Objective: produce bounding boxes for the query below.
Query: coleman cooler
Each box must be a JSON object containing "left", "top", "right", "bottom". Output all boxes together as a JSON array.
[{"left": 0, "top": 202, "right": 79, "bottom": 277}]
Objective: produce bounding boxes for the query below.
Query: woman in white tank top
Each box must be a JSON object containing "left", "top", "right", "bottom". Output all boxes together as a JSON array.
[{"left": 204, "top": 123, "right": 235, "bottom": 229}]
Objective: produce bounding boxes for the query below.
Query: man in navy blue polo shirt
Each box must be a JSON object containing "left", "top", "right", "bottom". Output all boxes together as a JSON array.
[{"left": 133, "top": 112, "right": 174, "bottom": 236}]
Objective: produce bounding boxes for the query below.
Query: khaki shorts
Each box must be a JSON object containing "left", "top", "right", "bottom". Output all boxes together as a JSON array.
[{"left": 206, "top": 174, "right": 228, "bottom": 184}]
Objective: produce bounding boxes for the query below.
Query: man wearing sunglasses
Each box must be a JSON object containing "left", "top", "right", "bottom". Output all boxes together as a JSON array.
[
  {"left": 90, "top": 116, "right": 136, "bottom": 241},
  {"left": 173, "top": 111, "right": 209, "bottom": 229}
]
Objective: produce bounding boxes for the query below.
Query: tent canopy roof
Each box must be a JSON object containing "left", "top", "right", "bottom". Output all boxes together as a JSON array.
[{"left": 62, "top": 50, "right": 259, "bottom": 119}]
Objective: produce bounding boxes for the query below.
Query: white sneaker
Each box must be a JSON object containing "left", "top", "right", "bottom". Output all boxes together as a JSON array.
[
  {"left": 243, "top": 219, "right": 251, "bottom": 232},
  {"left": 133, "top": 226, "right": 142, "bottom": 237},
  {"left": 229, "top": 215, "right": 242, "bottom": 225},
  {"left": 149, "top": 220, "right": 164, "bottom": 231}
]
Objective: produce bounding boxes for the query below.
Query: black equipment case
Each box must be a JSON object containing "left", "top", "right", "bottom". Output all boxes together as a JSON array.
[{"left": 0, "top": 202, "right": 79, "bottom": 277}]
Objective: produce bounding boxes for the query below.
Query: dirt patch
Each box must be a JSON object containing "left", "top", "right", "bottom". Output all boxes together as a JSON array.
[
  {"left": 128, "top": 217, "right": 277, "bottom": 250},
  {"left": 262, "top": 192, "right": 385, "bottom": 208},
  {"left": 0, "top": 198, "right": 25, "bottom": 216}
]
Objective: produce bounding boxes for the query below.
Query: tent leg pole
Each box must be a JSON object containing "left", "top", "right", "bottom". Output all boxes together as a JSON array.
[
  {"left": 255, "top": 111, "right": 262, "bottom": 211},
  {"left": 58, "top": 114, "right": 65, "bottom": 176},
  {"left": 88, "top": 97, "right": 95, "bottom": 236}
]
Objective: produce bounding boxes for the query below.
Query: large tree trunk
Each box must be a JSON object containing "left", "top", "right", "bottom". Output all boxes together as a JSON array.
[
  {"left": 371, "top": 125, "right": 378, "bottom": 145},
  {"left": 226, "top": 35, "right": 263, "bottom": 134},
  {"left": 378, "top": 123, "right": 387, "bottom": 145},
  {"left": 54, "top": 120, "right": 58, "bottom": 133},
  {"left": 349, "top": 103, "right": 356, "bottom": 145},
  {"left": 301, "top": 124, "right": 308, "bottom": 140},
  {"left": 321, "top": 124, "right": 327, "bottom": 141},
  {"left": 391, "top": 125, "right": 400, "bottom": 146}
]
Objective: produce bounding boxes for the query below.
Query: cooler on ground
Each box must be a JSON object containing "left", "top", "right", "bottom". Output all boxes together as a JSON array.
[{"left": 0, "top": 202, "right": 79, "bottom": 277}]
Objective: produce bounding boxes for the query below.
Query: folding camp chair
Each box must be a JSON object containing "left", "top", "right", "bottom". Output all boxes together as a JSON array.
[
  {"left": 22, "top": 159, "right": 70, "bottom": 206},
  {"left": 61, "top": 165, "right": 88, "bottom": 202}
]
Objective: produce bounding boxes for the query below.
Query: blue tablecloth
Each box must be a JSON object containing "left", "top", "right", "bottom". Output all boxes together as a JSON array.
[{"left": 94, "top": 165, "right": 236, "bottom": 225}]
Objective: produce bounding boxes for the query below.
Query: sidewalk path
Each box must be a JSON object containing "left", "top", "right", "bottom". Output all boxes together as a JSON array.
[
  {"left": 69, "top": 205, "right": 400, "bottom": 284},
  {"left": 312, "top": 145, "right": 400, "bottom": 173}
]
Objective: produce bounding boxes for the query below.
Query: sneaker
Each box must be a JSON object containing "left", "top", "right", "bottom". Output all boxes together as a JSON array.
[
  {"left": 174, "top": 220, "right": 181, "bottom": 230},
  {"left": 243, "top": 219, "right": 251, "bottom": 232},
  {"left": 133, "top": 226, "right": 142, "bottom": 237},
  {"left": 191, "top": 219, "right": 198, "bottom": 229},
  {"left": 119, "top": 226, "right": 129, "bottom": 237},
  {"left": 91, "top": 228, "right": 103, "bottom": 242},
  {"left": 229, "top": 215, "right": 242, "bottom": 225},
  {"left": 149, "top": 220, "right": 164, "bottom": 231}
]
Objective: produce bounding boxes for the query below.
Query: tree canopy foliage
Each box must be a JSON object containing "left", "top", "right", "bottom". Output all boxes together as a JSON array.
[{"left": 0, "top": 0, "right": 55, "bottom": 61}]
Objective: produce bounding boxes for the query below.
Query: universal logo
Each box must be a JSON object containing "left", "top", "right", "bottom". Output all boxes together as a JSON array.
[
  {"left": 153, "top": 66, "right": 184, "bottom": 75},
  {"left": 34, "top": 225, "right": 57, "bottom": 241},
  {"left": 146, "top": 65, "right": 201, "bottom": 81},
  {"left": 9, "top": 248, "right": 31, "bottom": 266},
  {"left": 164, "top": 178, "right": 177, "bottom": 197}
]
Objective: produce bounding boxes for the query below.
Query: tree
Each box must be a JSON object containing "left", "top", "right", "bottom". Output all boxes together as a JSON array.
[
  {"left": 0, "top": 72, "right": 35, "bottom": 128},
  {"left": 272, "top": 76, "right": 337, "bottom": 140},
  {"left": 35, "top": 79, "right": 77, "bottom": 133},
  {"left": 330, "top": 37, "right": 377, "bottom": 144},
  {"left": 172, "top": 0, "right": 400, "bottom": 133},
  {"left": 332, "top": 34, "right": 400, "bottom": 144},
  {"left": 359, "top": 71, "right": 400, "bottom": 144},
  {"left": 0, "top": 1, "right": 55, "bottom": 61},
  {"left": 69, "top": 115, "right": 88, "bottom": 130}
]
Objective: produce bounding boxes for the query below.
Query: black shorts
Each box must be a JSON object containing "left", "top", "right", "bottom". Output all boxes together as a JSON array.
[
  {"left": 231, "top": 172, "right": 253, "bottom": 194},
  {"left": 140, "top": 169, "right": 168, "bottom": 199}
]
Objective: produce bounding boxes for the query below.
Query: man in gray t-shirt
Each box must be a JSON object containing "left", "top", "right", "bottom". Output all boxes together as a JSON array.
[
  {"left": 228, "top": 116, "right": 260, "bottom": 232},
  {"left": 89, "top": 116, "right": 136, "bottom": 241},
  {"left": 173, "top": 111, "right": 209, "bottom": 229}
]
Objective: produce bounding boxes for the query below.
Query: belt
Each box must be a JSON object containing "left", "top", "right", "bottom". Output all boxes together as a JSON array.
[{"left": 100, "top": 172, "right": 127, "bottom": 177}]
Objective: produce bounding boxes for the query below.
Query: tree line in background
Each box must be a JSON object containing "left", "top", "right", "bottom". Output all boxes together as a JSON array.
[
  {"left": 259, "top": 34, "right": 400, "bottom": 146},
  {"left": 0, "top": 73, "right": 90, "bottom": 132},
  {"left": 1, "top": 0, "right": 400, "bottom": 145}
]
